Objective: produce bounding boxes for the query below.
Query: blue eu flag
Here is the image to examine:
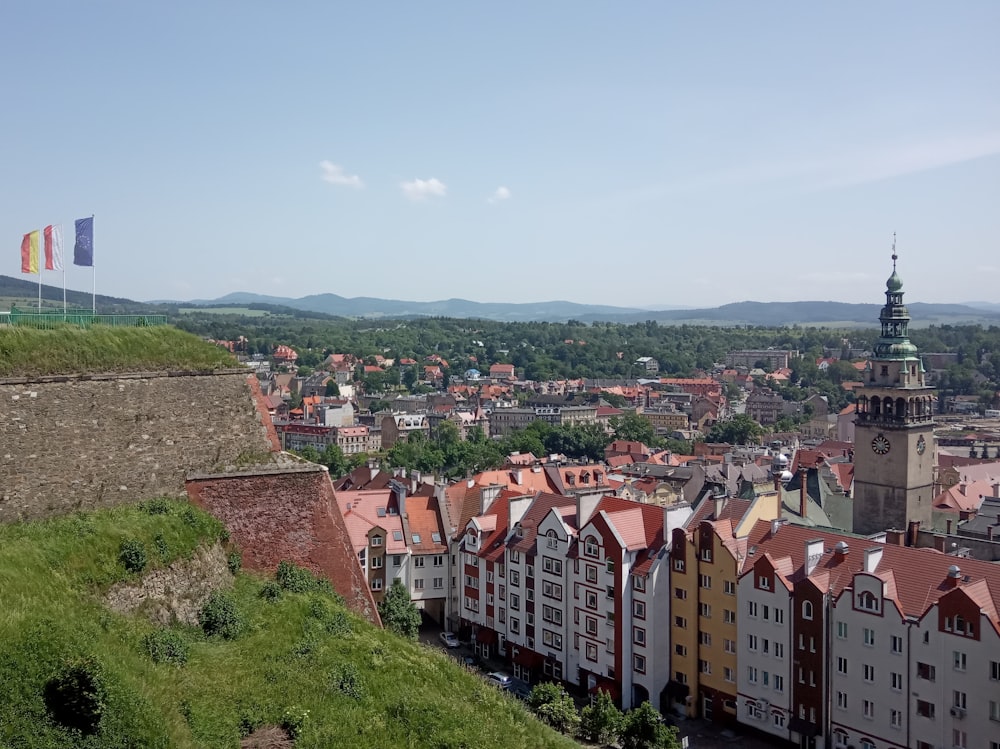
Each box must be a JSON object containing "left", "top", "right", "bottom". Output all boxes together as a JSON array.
[{"left": 74, "top": 217, "right": 93, "bottom": 267}]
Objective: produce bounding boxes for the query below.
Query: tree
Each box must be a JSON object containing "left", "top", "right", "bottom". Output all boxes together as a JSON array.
[
  {"left": 578, "top": 689, "right": 623, "bottom": 744},
  {"left": 618, "top": 701, "right": 680, "bottom": 749},
  {"left": 528, "top": 682, "right": 580, "bottom": 735},
  {"left": 707, "top": 413, "right": 765, "bottom": 445},
  {"left": 610, "top": 412, "right": 656, "bottom": 446},
  {"left": 377, "top": 580, "right": 421, "bottom": 639},
  {"left": 324, "top": 380, "right": 340, "bottom": 397}
]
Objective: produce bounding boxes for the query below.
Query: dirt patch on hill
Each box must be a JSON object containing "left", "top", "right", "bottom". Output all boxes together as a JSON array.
[
  {"left": 104, "top": 542, "right": 232, "bottom": 625},
  {"left": 241, "top": 726, "right": 294, "bottom": 748}
]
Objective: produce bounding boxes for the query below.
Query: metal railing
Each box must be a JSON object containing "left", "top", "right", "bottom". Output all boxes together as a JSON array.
[{"left": 7, "top": 308, "right": 168, "bottom": 329}]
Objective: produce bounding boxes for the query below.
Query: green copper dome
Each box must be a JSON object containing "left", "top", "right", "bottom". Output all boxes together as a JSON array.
[{"left": 886, "top": 269, "right": 903, "bottom": 292}]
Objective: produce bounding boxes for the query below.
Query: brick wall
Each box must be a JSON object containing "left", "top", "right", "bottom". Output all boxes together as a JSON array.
[
  {"left": 186, "top": 467, "right": 380, "bottom": 625},
  {"left": 0, "top": 370, "right": 279, "bottom": 522}
]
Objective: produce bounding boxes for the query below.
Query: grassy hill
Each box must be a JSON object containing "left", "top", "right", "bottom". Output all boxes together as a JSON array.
[
  {"left": 0, "top": 326, "right": 237, "bottom": 377},
  {"left": 0, "top": 500, "right": 577, "bottom": 748}
]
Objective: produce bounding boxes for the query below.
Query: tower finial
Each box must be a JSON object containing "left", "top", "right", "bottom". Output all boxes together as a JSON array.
[{"left": 891, "top": 232, "right": 897, "bottom": 270}]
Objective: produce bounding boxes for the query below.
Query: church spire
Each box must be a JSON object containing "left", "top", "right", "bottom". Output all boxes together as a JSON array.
[{"left": 874, "top": 235, "right": 917, "bottom": 360}]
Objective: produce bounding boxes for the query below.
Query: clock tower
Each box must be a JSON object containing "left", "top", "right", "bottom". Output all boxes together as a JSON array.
[{"left": 851, "top": 248, "right": 935, "bottom": 536}]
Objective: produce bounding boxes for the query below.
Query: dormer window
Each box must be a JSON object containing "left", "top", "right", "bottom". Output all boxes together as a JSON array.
[
  {"left": 758, "top": 576, "right": 770, "bottom": 590},
  {"left": 584, "top": 536, "right": 599, "bottom": 557},
  {"left": 858, "top": 591, "right": 879, "bottom": 613},
  {"left": 546, "top": 530, "right": 558, "bottom": 550},
  {"left": 515, "top": 525, "right": 524, "bottom": 538}
]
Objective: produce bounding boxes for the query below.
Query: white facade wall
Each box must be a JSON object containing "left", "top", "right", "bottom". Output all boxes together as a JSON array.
[
  {"left": 736, "top": 569, "right": 793, "bottom": 740},
  {"left": 409, "top": 551, "right": 448, "bottom": 606},
  {"left": 573, "top": 525, "right": 614, "bottom": 690},
  {"left": 631, "top": 552, "right": 671, "bottom": 710},
  {"left": 909, "top": 607, "right": 1000, "bottom": 749},
  {"left": 829, "top": 574, "right": 908, "bottom": 749},
  {"left": 536, "top": 512, "right": 572, "bottom": 682}
]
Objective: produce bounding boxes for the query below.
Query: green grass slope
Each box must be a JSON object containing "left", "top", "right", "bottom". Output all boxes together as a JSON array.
[
  {"left": 0, "top": 326, "right": 237, "bottom": 377},
  {"left": 0, "top": 501, "right": 576, "bottom": 748}
]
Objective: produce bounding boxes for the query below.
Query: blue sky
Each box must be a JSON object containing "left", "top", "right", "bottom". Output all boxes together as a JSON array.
[{"left": 2, "top": 2, "right": 998, "bottom": 308}]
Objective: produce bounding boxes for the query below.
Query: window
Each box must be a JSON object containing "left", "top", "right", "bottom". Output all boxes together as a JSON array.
[
  {"left": 836, "top": 691, "right": 847, "bottom": 710},
  {"left": 542, "top": 557, "right": 562, "bottom": 575},
  {"left": 585, "top": 590, "right": 597, "bottom": 609},
  {"left": 371, "top": 578, "right": 383, "bottom": 590},
  {"left": 952, "top": 729, "right": 967, "bottom": 749},
  {"left": 802, "top": 600, "right": 813, "bottom": 620},
  {"left": 633, "top": 626, "right": 646, "bottom": 646},
  {"left": 699, "top": 602, "right": 711, "bottom": 618},
  {"left": 915, "top": 699, "right": 934, "bottom": 718},
  {"left": 633, "top": 575, "right": 645, "bottom": 592},
  {"left": 863, "top": 627, "right": 875, "bottom": 647},
  {"left": 953, "top": 690, "right": 966, "bottom": 709},
  {"left": 633, "top": 600, "right": 646, "bottom": 619},
  {"left": 674, "top": 587, "right": 687, "bottom": 599},
  {"left": 673, "top": 558, "right": 685, "bottom": 572},
  {"left": 542, "top": 630, "right": 562, "bottom": 650},
  {"left": 758, "top": 575, "right": 770, "bottom": 590},
  {"left": 773, "top": 713, "right": 785, "bottom": 729},
  {"left": 724, "top": 666, "right": 735, "bottom": 683},
  {"left": 748, "top": 601, "right": 758, "bottom": 618},
  {"left": 863, "top": 664, "right": 875, "bottom": 682},
  {"left": 542, "top": 605, "right": 562, "bottom": 626},
  {"left": 724, "top": 638, "right": 736, "bottom": 654},
  {"left": 700, "top": 547, "right": 712, "bottom": 562},
  {"left": 414, "top": 557, "right": 425, "bottom": 568},
  {"left": 773, "top": 674, "right": 784, "bottom": 692},
  {"left": 700, "top": 574, "right": 712, "bottom": 589},
  {"left": 606, "top": 585, "right": 614, "bottom": 599},
  {"left": 675, "top": 644, "right": 687, "bottom": 656},
  {"left": 586, "top": 642, "right": 598, "bottom": 661},
  {"left": 989, "top": 700, "right": 1000, "bottom": 722},
  {"left": 371, "top": 556, "right": 383, "bottom": 569},
  {"left": 773, "top": 642, "right": 784, "bottom": 658},
  {"left": 584, "top": 537, "right": 598, "bottom": 557},
  {"left": 774, "top": 608, "right": 784, "bottom": 624},
  {"left": 464, "top": 574, "right": 479, "bottom": 589},
  {"left": 586, "top": 564, "right": 597, "bottom": 583},
  {"left": 545, "top": 532, "right": 558, "bottom": 550},
  {"left": 916, "top": 662, "right": 935, "bottom": 681},
  {"left": 763, "top": 605, "right": 770, "bottom": 621},
  {"left": 510, "top": 570, "right": 520, "bottom": 586},
  {"left": 586, "top": 616, "right": 597, "bottom": 635},
  {"left": 837, "top": 621, "right": 847, "bottom": 639},
  {"left": 527, "top": 612, "right": 534, "bottom": 626},
  {"left": 433, "top": 577, "right": 443, "bottom": 589},
  {"left": 858, "top": 590, "right": 879, "bottom": 612},
  {"left": 675, "top": 616, "right": 687, "bottom": 629},
  {"left": 953, "top": 650, "right": 967, "bottom": 671},
  {"left": 633, "top": 654, "right": 646, "bottom": 673},
  {"left": 393, "top": 554, "right": 402, "bottom": 565},
  {"left": 700, "top": 631, "right": 712, "bottom": 647},
  {"left": 747, "top": 635, "right": 758, "bottom": 651},
  {"left": 747, "top": 667, "right": 758, "bottom": 684},
  {"left": 724, "top": 609, "right": 735, "bottom": 624},
  {"left": 837, "top": 657, "right": 847, "bottom": 675},
  {"left": 499, "top": 608, "right": 505, "bottom": 623},
  {"left": 509, "top": 593, "right": 520, "bottom": 610},
  {"left": 370, "top": 535, "right": 383, "bottom": 546},
  {"left": 510, "top": 617, "right": 520, "bottom": 634},
  {"left": 542, "top": 580, "right": 563, "bottom": 600},
  {"left": 699, "top": 659, "right": 711, "bottom": 675},
  {"left": 992, "top": 660, "right": 1000, "bottom": 680},
  {"left": 861, "top": 740, "right": 875, "bottom": 749},
  {"left": 890, "top": 708, "right": 902, "bottom": 729},
  {"left": 891, "top": 634, "right": 903, "bottom": 654},
  {"left": 890, "top": 671, "right": 902, "bottom": 690},
  {"left": 724, "top": 579, "right": 736, "bottom": 595},
  {"left": 762, "top": 638, "right": 770, "bottom": 655}
]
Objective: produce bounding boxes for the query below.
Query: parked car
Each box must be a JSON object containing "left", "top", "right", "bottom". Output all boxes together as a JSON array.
[
  {"left": 507, "top": 678, "right": 531, "bottom": 701},
  {"left": 485, "top": 672, "right": 512, "bottom": 689},
  {"left": 439, "top": 631, "right": 460, "bottom": 648}
]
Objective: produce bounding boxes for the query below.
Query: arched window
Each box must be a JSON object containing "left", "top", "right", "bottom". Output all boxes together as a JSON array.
[{"left": 802, "top": 600, "right": 813, "bottom": 620}]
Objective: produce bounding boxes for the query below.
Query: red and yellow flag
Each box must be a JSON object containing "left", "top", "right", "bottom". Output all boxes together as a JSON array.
[{"left": 20, "top": 230, "right": 39, "bottom": 274}]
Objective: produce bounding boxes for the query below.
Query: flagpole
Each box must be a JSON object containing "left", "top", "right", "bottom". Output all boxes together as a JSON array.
[
  {"left": 63, "top": 265, "right": 67, "bottom": 317},
  {"left": 37, "top": 266, "right": 42, "bottom": 311},
  {"left": 91, "top": 214, "right": 95, "bottom": 314}
]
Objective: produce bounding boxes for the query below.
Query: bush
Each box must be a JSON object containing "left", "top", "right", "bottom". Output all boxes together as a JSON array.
[
  {"left": 377, "top": 580, "right": 421, "bottom": 639},
  {"left": 618, "top": 701, "right": 680, "bottom": 749},
  {"left": 143, "top": 629, "right": 189, "bottom": 666},
  {"left": 118, "top": 538, "right": 148, "bottom": 574},
  {"left": 259, "top": 581, "right": 281, "bottom": 601},
  {"left": 198, "top": 591, "right": 243, "bottom": 640},
  {"left": 281, "top": 706, "right": 309, "bottom": 739},
  {"left": 227, "top": 551, "right": 242, "bottom": 576},
  {"left": 330, "top": 663, "right": 364, "bottom": 699},
  {"left": 528, "top": 682, "right": 580, "bottom": 735},
  {"left": 43, "top": 657, "right": 107, "bottom": 735},
  {"left": 276, "top": 560, "right": 318, "bottom": 593},
  {"left": 579, "top": 689, "right": 623, "bottom": 744},
  {"left": 153, "top": 533, "right": 169, "bottom": 560},
  {"left": 141, "top": 498, "right": 171, "bottom": 515}
]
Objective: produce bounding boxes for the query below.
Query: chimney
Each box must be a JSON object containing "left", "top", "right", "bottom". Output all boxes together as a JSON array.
[
  {"left": 393, "top": 483, "right": 408, "bottom": 519},
  {"left": 884, "top": 529, "right": 906, "bottom": 547},
  {"left": 771, "top": 518, "right": 782, "bottom": 536},
  {"left": 988, "top": 525, "right": 996, "bottom": 541},
  {"left": 480, "top": 484, "right": 502, "bottom": 514},
  {"left": 933, "top": 534, "right": 948, "bottom": 553},
  {"left": 863, "top": 546, "right": 883, "bottom": 573},
  {"left": 714, "top": 493, "right": 726, "bottom": 519},
  {"left": 410, "top": 469, "right": 421, "bottom": 494},
  {"left": 799, "top": 467, "right": 809, "bottom": 519},
  {"left": 959, "top": 483, "right": 967, "bottom": 496},
  {"left": 907, "top": 520, "right": 920, "bottom": 547},
  {"left": 514, "top": 468, "right": 524, "bottom": 486},
  {"left": 805, "top": 538, "right": 824, "bottom": 575},
  {"left": 576, "top": 490, "right": 603, "bottom": 528}
]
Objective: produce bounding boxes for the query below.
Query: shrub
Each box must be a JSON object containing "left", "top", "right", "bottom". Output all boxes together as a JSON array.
[
  {"left": 143, "top": 629, "right": 189, "bottom": 666},
  {"left": 276, "top": 560, "right": 315, "bottom": 593},
  {"left": 259, "top": 581, "right": 281, "bottom": 601},
  {"left": 227, "top": 551, "right": 242, "bottom": 576},
  {"left": 118, "top": 538, "right": 148, "bottom": 574},
  {"left": 181, "top": 507, "right": 199, "bottom": 527},
  {"left": 280, "top": 706, "right": 309, "bottom": 739},
  {"left": 198, "top": 591, "right": 243, "bottom": 640},
  {"left": 43, "top": 657, "right": 107, "bottom": 735},
  {"left": 153, "top": 533, "right": 169, "bottom": 560},
  {"left": 141, "top": 498, "right": 171, "bottom": 515},
  {"left": 330, "top": 663, "right": 364, "bottom": 700},
  {"left": 618, "top": 701, "right": 680, "bottom": 749},
  {"left": 324, "top": 609, "right": 351, "bottom": 637},
  {"left": 529, "top": 683, "right": 580, "bottom": 735},
  {"left": 579, "top": 689, "right": 623, "bottom": 744},
  {"left": 377, "top": 580, "right": 420, "bottom": 639}
]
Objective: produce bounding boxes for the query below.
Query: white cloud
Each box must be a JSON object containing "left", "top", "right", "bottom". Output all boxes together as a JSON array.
[
  {"left": 319, "top": 160, "right": 363, "bottom": 188},
  {"left": 487, "top": 186, "right": 511, "bottom": 204},
  {"left": 400, "top": 177, "right": 447, "bottom": 201}
]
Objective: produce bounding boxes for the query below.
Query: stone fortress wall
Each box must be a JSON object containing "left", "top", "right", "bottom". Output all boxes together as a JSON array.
[{"left": 0, "top": 369, "right": 281, "bottom": 523}]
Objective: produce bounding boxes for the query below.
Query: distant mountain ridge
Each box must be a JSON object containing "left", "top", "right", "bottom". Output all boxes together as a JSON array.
[{"left": 4, "top": 275, "right": 998, "bottom": 326}]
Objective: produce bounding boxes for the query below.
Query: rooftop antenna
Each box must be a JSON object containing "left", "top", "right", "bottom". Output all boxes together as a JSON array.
[{"left": 891, "top": 232, "right": 897, "bottom": 270}]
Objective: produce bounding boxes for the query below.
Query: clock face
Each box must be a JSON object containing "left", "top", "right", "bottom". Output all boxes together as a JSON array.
[
  {"left": 872, "top": 434, "right": 891, "bottom": 455},
  {"left": 916, "top": 435, "right": 926, "bottom": 455}
]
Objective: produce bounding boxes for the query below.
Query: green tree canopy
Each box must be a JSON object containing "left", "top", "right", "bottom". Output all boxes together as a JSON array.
[
  {"left": 618, "top": 701, "right": 680, "bottom": 749},
  {"left": 707, "top": 413, "right": 765, "bottom": 445},
  {"left": 610, "top": 411, "right": 656, "bottom": 445},
  {"left": 377, "top": 580, "right": 421, "bottom": 639}
]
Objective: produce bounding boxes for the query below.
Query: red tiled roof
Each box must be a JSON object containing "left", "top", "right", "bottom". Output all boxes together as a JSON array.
[
  {"left": 404, "top": 494, "right": 448, "bottom": 553},
  {"left": 508, "top": 492, "right": 575, "bottom": 554}
]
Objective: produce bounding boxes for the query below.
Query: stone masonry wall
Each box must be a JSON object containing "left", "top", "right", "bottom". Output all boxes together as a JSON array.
[{"left": 0, "top": 370, "right": 280, "bottom": 522}]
